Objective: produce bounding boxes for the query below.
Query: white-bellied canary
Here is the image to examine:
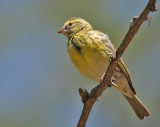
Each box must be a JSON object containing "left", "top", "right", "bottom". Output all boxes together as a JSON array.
[{"left": 58, "top": 17, "right": 149, "bottom": 119}]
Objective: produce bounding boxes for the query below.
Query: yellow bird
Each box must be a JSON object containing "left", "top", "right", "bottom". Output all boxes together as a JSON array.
[{"left": 58, "top": 17, "right": 149, "bottom": 119}]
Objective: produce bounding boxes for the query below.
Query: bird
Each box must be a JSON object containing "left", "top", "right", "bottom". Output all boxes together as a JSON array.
[{"left": 58, "top": 17, "right": 149, "bottom": 119}]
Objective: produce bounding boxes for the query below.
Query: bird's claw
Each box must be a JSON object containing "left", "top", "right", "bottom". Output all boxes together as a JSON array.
[
  {"left": 111, "top": 78, "right": 118, "bottom": 88},
  {"left": 100, "top": 73, "right": 112, "bottom": 87},
  {"left": 100, "top": 73, "right": 105, "bottom": 83},
  {"left": 108, "top": 53, "right": 116, "bottom": 60}
]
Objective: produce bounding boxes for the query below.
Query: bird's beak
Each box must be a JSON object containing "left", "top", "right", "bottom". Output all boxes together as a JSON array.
[{"left": 58, "top": 26, "right": 67, "bottom": 34}]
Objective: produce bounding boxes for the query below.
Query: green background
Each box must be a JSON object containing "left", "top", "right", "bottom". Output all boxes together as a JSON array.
[{"left": 0, "top": 0, "right": 160, "bottom": 127}]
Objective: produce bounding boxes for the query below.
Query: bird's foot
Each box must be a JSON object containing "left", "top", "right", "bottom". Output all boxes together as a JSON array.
[
  {"left": 111, "top": 78, "right": 118, "bottom": 88},
  {"left": 100, "top": 73, "right": 112, "bottom": 87},
  {"left": 100, "top": 73, "right": 105, "bottom": 83},
  {"left": 108, "top": 53, "right": 116, "bottom": 60}
]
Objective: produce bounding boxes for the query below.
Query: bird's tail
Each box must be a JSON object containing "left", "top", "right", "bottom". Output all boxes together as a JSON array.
[{"left": 123, "top": 94, "right": 150, "bottom": 120}]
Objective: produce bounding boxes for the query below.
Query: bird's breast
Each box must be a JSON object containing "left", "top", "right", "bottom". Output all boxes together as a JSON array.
[{"left": 67, "top": 39, "right": 110, "bottom": 82}]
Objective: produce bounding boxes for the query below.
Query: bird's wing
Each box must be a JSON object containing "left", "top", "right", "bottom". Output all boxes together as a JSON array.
[
  {"left": 117, "top": 59, "right": 136, "bottom": 94},
  {"left": 89, "top": 30, "right": 136, "bottom": 94}
]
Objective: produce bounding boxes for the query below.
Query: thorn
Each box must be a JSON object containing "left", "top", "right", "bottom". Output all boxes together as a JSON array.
[
  {"left": 150, "top": 4, "right": 158, "bottom": 12},
  {"left": 146, "top": 16, "right": 152, "bottom": 26}
]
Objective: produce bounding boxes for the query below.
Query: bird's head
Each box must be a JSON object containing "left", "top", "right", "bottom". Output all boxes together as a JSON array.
[{"left": 58, "top": 17, "right": 93, "bottom": 38}]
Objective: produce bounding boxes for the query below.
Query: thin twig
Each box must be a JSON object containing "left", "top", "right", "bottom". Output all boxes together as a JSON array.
[{"left": 77, "top": 0, "right": 157, "bottom": 127}]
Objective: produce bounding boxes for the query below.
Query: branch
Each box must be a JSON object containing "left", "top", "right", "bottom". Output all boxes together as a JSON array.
[{"left": 77, "top": 0, "right": 157, "bottom": 127}]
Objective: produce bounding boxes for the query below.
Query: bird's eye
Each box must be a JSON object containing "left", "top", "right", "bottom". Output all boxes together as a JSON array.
[{"left": 69, "top": 22, "right": 73, "bottom": 26}]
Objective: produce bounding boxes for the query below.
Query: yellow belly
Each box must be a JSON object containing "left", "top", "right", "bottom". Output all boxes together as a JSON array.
[
  {"left": 67, "top": 43, "right": 134, "bottom": 97},
  {"left": 67, "top": 43, "right": 110, "bottom": 83}
]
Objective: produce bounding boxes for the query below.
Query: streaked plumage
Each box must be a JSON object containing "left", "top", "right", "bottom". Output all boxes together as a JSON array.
[{"left": 58, "top": 17, "right": 149, "bottom": 119}]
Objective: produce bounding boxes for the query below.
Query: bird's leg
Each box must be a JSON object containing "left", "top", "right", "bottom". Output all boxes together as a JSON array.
[{"left": 111, "top": 78, "right": 118, "bottom": 88}]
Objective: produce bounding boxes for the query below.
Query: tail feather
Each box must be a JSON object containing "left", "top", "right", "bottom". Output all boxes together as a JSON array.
[{"left": 123, "top": 94, "right": 150, "bottom": 120}]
